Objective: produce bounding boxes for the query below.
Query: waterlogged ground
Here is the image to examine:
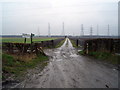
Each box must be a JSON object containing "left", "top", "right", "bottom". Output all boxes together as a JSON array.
[{"left": 16, "top": 38, "right": 118, "bottom": 88}]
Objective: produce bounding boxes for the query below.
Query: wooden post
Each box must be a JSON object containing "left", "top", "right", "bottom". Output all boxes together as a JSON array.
[
  {"left": 51, "top": 40, "right": 54, "bottom": 48},
  {"left": 31, "top": 33, "right": 33, "bottom": 44},
  {"left": 76, "top": 39, "right": 78, "bottom": 47},
  {"left": 41, "top": 41, "right": 43, "bottom": 47},
  {"left": 22, "top": 44, "right": 26, "bottom": 54},
  {"left": 35, "top": 43, "right": 38, "bottom": 55},
  {"left": 83, "top": 41, "right": 87, "bottom": 54},
  {"left": 24, "top": 38, "right": 26, "bottom": 43},
  {"left": 86, "top": 43, "right": 89, "bottom": 54},
  {"left": 10, "top": 43, "right": 13, "bottom": 53},
  {"left": 30, "top": 33, "right": 33, "bottom": 53}
]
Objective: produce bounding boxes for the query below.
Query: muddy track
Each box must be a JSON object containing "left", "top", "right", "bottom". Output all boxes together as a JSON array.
[{"left": 17, "top": 38, "right": 118, "bottom": 88}]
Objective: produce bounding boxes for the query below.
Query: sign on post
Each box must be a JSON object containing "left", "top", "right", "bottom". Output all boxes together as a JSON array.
[
  {"left": 22, "top": 33, "right": 31, "bottom": 38},
  {"left": 22, "top": 33, "right": 31, "bottom": 43},
  {"left": 30, "top": 33, "right": 35, "bottom": 44}
]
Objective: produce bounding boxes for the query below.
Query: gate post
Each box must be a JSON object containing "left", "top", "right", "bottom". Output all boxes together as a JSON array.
[{"left": 76, "top": 39, "right": 78, "bottom": 47}]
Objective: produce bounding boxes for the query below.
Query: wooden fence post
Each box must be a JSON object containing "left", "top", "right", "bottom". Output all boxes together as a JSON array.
[
  {"left": 51, "top": 40, "right": 54, "bottom": 48},
  {"left": 86, "top": 42, "right": 89, "bottom": 54},
  {"left": 10, "top": 43, "right": 13, "bottom": 53},
  {"left": 24, "top": 38, "right": 26, "bottom": 43},
  {"left": 31, "top": 33, "right": 33, "bottom": 44},
  {"left": 35, "top": 43, "right": 38, "bottom": 55},
  {"left": 76, "top": 39, "right": 78, "bottom": 47}
]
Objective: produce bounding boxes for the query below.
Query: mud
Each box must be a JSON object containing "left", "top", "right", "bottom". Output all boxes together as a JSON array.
[{"left": 16, "top": 38, "right": 118, "bottom": 88}]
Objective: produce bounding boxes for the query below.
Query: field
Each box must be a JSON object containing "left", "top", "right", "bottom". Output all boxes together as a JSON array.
[
  {"left": 2, "top": 37, "right": 57, "bottom": 43},
  {"left": 2, "top": 37, "right": 65, "bottom": 82}
]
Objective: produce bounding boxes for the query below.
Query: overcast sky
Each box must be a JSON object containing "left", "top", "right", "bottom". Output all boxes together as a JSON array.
[{"left": 0, "top": 0, "right": 119, "bottom": 36}]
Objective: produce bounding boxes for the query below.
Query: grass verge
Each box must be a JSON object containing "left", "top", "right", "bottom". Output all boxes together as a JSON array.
[
  {"left": 55, "top": 39, "right": 66, "bottom": 48},
  {"left": 2, "top": 53, "right": 48, "bottom": 81},
  {"left": 79, "top": 51, "right": 119, "bottom": 65},
  {"left": 69, "top": 39, "right": 81, "bottom": 48},
  {"left": 70, "top": 39, "right": 77, "bottom": 48},
  {"left": 2, "top": 37, "right": 57, "bottom": 43}
]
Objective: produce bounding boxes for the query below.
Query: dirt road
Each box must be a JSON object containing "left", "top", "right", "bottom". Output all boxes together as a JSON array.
[{"left": 19, "top": 38, "right": 118, "bottom": 88}]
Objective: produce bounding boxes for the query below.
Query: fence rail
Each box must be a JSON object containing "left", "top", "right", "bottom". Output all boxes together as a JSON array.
[
  {"left": 2, "top": 38, "right": 64, "bottom": 55},
  {"left": 69, "top": 38, "right": 120, "bottom": 54}
]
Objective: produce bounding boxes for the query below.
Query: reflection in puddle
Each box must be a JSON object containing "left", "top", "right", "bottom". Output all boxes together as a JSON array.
[
  {"left": 57, "top": 59, "right": 63, "bottom": 62},
  {"left": 70, "top": 54, "right": 78, "bottom": 58},
  {"left": 54, "top": 51, "right": 60, "bottom": 54}
]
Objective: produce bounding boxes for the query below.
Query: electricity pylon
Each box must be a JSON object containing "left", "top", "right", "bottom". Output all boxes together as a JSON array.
[
  {"left": 48, "top": 23, "right": 51, "bottom": 37},
  {"left": 81, "top": 24, "right": 84, "bottom": 36},
  {"left": 61, "top": 22, "right": 65, "bottom": 36},
  {"left": 90, "top": 26, "right": 93, "bottom": 36}
]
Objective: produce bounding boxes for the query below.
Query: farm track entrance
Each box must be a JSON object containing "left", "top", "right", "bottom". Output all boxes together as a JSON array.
[{"left": 16, "top": 38, "right": 118, "bottom": 88}]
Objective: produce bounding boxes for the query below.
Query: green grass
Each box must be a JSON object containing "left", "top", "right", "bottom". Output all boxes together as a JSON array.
[
  {"left": 2, "top": 37, "right": 57, "bottom": 43},
  {"left": 55, "top": 39, "right": 66, "bottom": 48},
  {"left": 79, "top": 51, "right": 119, "bottom": 65},
  {"left": 2, "top": 53, "right": 48, "bottom": 80},
  {"left": 70, "top": 39, "right": 77, "bottom": 48},
  {"left": 79, "top": 50, "right": 85, "bottom": 55}
]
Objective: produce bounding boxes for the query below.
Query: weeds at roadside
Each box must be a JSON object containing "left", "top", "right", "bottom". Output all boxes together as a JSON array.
[
  {"left": 2, "top": 53, "right": 48, "bottom": 81},
  {"left": 79, "top": 51, "right": 119, "bottom": 65},
  {"left": 55, "top": 39, "right": 66, "bottom": 48},
  {"left": 70, "top": 39, "right": 82, "bottom": 48}
]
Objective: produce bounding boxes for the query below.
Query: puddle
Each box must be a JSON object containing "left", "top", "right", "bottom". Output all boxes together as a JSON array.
[
  {"left": 55, "top": 51, "right": 60, "bottom": 54},
  {"left": 78, "top": 50, "right": 82, "bottom": 52},
  {"left": 57, "top": 59, "right": 63, "bottom": 62},
  {"left": 70, "top": 54, "right": 78, "bottom": 57}
]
